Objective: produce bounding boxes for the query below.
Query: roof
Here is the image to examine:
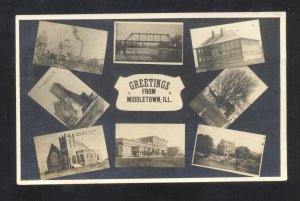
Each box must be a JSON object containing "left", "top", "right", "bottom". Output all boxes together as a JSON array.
[
  {"left": 75, "top": 141, "right": 90, "bottom": 150},
  {"left": 196, "top": 29, "right": 259, "bottom": 48}
]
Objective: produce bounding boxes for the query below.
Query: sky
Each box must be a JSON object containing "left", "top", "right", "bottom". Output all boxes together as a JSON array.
[
  {"left": 37, "top": 21, "right": 108, "bottom": 59},
  {"left": 34, "top": 126, "right": 108, "bottom": 174},
  {"left": 28, "top": 68, "right": 96, "bottom": 125},
  {"left": 116, "top": 124, "right": 185, "bottom": 148},
  {"left": 196, "top": 124, "right": 266, "bottom": 153},
  {"left": 190, "top": 20, "right": 262, "bottom": 48},
  {"left": 115, "top": 22, "right": 183, "bottom": 40}
]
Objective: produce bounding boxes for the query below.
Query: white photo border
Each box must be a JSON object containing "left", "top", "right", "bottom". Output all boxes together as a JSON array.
[{"left": 113, "top": 21, "right": 184, "bottom": 65}]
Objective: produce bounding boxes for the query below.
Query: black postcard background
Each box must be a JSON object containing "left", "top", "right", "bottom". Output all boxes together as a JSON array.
[{"left": 19, "top": 17, "right": 280, "bottom": 180}]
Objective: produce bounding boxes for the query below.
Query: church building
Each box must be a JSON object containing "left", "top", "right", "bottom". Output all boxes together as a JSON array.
[
  {"left": 50, "top": 83, "right": 95, "bottom": 127},
  {"left": 46, "top": 133, "right": 102, "bottom": 173}
]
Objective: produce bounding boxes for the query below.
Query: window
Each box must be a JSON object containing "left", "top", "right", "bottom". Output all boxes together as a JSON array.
[
  {"left": 230, "top": 41, "right": 234, "bottom": 49},
  {"left": 234, "top": 40, "right": 239, "bottom": 47},
  {"left": 226, "top": 43, "right": 229, "bottom": 49},
  {"left": 212, "top": 50, "right": 215, "bottom": 57},
  {"left": 222, "top": 43, "right": 225, "bottom": 50},
  {"left": 72, "top": 155, "right": 77, "bottom": 163},
  {"left": 50, "top": 152, "right": 59, "bottom": 166}
]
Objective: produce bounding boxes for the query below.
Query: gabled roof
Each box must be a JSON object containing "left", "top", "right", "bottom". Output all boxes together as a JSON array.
[
  {"left": 47, "top": 143, "right": 60, "bottom": 160},
  {"left": 196, "top": 29, "right": 259, "bottom": 48},
  {"left": 75, "top": 141, "right": 90, "bottom": 150}
]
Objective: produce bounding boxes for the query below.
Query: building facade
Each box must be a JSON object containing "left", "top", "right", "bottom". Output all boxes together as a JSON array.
[
  {"left": 202, "top": 86, "right": 236, "bottom": 118},
  {"left": 115, "top": 136, "right": 168, "bottom": 158},
  {"left": 216, "top": 139, "right": 236, "bottom": 157},
  {"left": 50, "top": 83, "right": 94, "bottom": 127},
  {"left": 195, "top": 28, "right": 264, "bottom": 69},
  {"left": 46, "top": 133, "right": 102, "bottom": 173}
]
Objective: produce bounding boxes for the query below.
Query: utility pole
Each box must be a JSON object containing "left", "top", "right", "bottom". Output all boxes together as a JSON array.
[{"left": 56, "top": 29, "right": 63, "bottom": 62}]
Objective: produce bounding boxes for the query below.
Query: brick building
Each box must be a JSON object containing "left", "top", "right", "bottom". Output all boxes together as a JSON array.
[
  {"left": 217, "top": 139, "right": 236, "bottom": 157},
  {"left": 115, "top": 136, "right": 168, "bottom": 157},
  {"left": 195, "top": 28, "right": 264, "bottom": 70},
  {"left": 50, "top": 83, "right": 94, "bottom": 127},
  {"left": 47, "top": 133, "right": 102, "bottom": 173}
]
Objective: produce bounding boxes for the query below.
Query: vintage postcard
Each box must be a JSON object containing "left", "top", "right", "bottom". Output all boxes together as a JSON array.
[
  {"left": 28, "top": 67, "right": 109, "bottom": 129},
  {"left": 190, "top": 20, "right": 265, "bottom": 73},
  {"left": 192, "top": 124, "right": 266, "bottom": 177},
  {"left": 16, "top": 13, "right": 286, "bottom": 184},
  {"left": 189, "top": 66, "right": 268, "bottom": 128},
  {"left": 33, "top": 21, "right": 108, "bottom": 74},
  {"left": 114, "top": 21, "right": 183, "bottom": 65},
  {"left": 115, "top": 124, "right": 185, "bottom": 168},
  {"left": 34, "top": 126, "right": 109, "bottom": 180}
]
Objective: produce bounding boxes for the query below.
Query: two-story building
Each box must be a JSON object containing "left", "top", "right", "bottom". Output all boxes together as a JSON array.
[{"left": 195, "top": 28, "right": 264, "bottom": 71}]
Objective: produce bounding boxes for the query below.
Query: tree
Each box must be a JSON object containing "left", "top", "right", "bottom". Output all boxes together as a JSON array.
[
  {"left": 195, "top": 134, "right": 214, "bottom": 155},
  {"left": 171, "top": 34, "right": 183, "bottom": 43},
  {"left": 235, "top": 146, "right": 251, "bottom": 159},
  {"left": 212, "top": 69, "right": 258, "bottom": 108}
]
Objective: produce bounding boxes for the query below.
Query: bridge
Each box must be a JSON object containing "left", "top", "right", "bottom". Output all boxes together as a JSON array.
[{"left": 124, "top": 33, "right": 174, "bottom": 43}]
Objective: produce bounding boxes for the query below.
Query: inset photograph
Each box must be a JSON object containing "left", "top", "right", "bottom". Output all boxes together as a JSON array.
[
  {"left": 115, "top": 124, "right": 185, "bottom": 168},
  {"left": 189, "top": 66, "right": 268, "bottom": 128},
  {"left": 34, "top": 126, "right": 109, "bottom": 180},
  {"left": 192, "top": 124, "right": 266, "bottom": 176},
  {"left": 190, "top": 20, "right": 265, "bottom": 73},
  {"left": 28, "top": 67, "right": 109, "bottom": 129},
  {"left": 114, "top": 21, "right": 183, "bottom": 64},
  {"left": 33, "top": 21, "right": 108, "bottom": 74}
]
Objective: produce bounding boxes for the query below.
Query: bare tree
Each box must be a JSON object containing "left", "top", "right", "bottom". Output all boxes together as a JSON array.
[{"left": 212, "top": 69, "right": 258, "bottom": 108}]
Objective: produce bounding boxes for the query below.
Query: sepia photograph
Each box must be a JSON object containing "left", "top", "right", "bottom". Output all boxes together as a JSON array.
[
  {"left": 34, "top": 126, "right": 109, "bottom": 180},
  {"left": 115, "top": 124, "right": 185, "bottom": 168},
  {"left": 190, "top": 20, "right": 265, "bottom": 73},
  {"left": 114, "top": 21, "right": 183, "bottom": 64},
  {"left": 192, "top": 124, "right": 266, "bottom": 176},
  {"left": 28, "top": 67, "right": 109, "bottom": 129},
  {"left": 189, "top": 66, "right": 268, "bottom": 128},
  {"left": 33, "top": 21, "right": 108, "bottom": 74}
]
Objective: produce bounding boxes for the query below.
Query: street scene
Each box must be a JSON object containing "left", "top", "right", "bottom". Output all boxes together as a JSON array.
[
  {"left": 114, "top": 22, "right": 183, "bottom": 64},
  {"left": 115, "top": 124, "right": 185, "bottom": 168},
  {"left": 189, "top": 66, "right": 268, "bottom": 128},
  {"left": 192, "top": 125, "right": 266, "bottom": 176},
  {"left": 33, "top": 21, "right": 108, "bottom": 74}
]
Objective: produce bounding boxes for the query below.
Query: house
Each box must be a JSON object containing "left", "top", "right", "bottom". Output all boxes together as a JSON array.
[
  {"left": 46, "top": 133, "right": 102, "bottom": 173},
  {"left": 195, "top": 28, "right": 264, "bottom": 69},
  {"left": 50, "top": 83, "right": 94, "bottom": 127},
  {"left": 115, "top": 136, "right": 168, "bottom": 158},
  {"left": 217, "top": 139, "right": 236, "bottom": 157},
  {"left": 202, "top": 86, "right": 236, "bottom": 118}
]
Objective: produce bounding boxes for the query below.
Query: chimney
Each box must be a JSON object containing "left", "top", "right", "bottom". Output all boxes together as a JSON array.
[
  {"left": 212, "top": 31, "right": 215, "bottom": 38},
  {"left": 220, "top": 28, "right": 225, "bottom": 36}
]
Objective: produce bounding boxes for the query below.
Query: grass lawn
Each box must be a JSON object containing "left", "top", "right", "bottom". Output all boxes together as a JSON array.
[{"left": 40, "top": 162, "right": 110, "bottom": 180}]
